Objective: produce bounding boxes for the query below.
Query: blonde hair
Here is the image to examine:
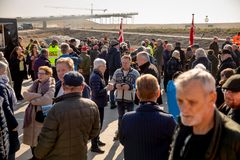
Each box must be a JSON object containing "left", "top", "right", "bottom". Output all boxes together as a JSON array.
[
  {"left": 136, "top": 74, "right": 159, "bottom": 101},
  {"left": 38, "top": 66, "right": 53, "bottom": 76},
  {"left": 56, "top": 58, "right": 74, "bottom": 71}
]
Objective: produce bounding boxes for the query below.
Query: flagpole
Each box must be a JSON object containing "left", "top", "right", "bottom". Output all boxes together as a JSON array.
[{"left": 189, "top": 14, "right": 195, "bottom": 46}]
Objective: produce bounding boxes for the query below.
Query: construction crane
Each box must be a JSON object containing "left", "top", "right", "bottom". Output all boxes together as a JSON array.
[{"left": 45, "top": 3, "right": 107, "bottom": 15}]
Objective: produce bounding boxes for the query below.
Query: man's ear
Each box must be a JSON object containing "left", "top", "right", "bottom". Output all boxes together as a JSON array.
[
  {"left": 79, "top": 84, "right": 85, "bottom": 92},
  {"left": 209, "top": 91, "right": 217, "bottom": 104},
  {"left": 157, "top": 88, "right": 160, "bottom": 98},
  {"left": 136, "top": 89, "right": 140, "bottom": 99}
]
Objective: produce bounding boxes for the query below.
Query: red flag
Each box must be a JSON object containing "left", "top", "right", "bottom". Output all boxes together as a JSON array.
[
  {"left": 118, "top": 18, "right": 124, "bottom": 43},
  {"left": 189, "top": 14, "right": 195, "bottom": 46}
]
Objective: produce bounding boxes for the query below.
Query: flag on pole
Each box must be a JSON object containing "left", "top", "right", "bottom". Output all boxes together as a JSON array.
[
  {"left": 189, "top": 14, "right": 195, "bottom": 46},
  {"left": 118, "top": 18, "right": 124, "bottom": 43}
]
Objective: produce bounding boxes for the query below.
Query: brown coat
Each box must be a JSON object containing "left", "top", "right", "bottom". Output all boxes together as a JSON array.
[
  {"left": 34, "top": 93, "right": 100, "bottom": 160},
  {"left": 22, "top": 77, "right": 55, "bottom": 147}
]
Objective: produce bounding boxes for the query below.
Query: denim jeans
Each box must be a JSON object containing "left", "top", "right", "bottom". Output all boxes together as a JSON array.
[{"left": 117, "top": 101, "right": 134, "bottom": 131}]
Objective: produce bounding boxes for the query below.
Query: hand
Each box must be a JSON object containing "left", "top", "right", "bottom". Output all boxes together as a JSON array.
[
  {"left": 115, "top": 84, "right": 122, "bottom": 90},
  {"left": 122, "top": 84, "right": 130, "bottom": 91},
  {"left": 12, "top": 127, "right": 18, "bottom": 131}
]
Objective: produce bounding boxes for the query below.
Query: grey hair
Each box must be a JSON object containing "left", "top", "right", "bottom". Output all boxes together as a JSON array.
[
  {"left": 60, "top": 43, "right": 70, "bottom": 53},
  {"left": 166, "top": 43, "right": 173, "bottom": 50},
  {"left": 101, "top": 45, "right": 108, "bottom": 53},
  {"left": 195, "top": 48, "right": 207, "bottom": 59},
  {"left": 175, "top": 68, "right": 216, "bottom": 93},
  {"left": 0, "top": 61, "right": 7, "bottom": 71},
  {"left": 93, "top": 58, "right": 106, "bottom": 70},
  {"left": 137, "top": 51, "right": 150, "bottom": 62},
  {"left": 194, "top": 63, "right": 206, "bottom": 70}
]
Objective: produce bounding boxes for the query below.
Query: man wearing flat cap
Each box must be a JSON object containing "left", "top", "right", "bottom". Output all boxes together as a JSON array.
[
  {"left": 219, "top": 74, "right": 240, "bottom": 124},
  {"left": 33, "top": 71, "right": 100, "bottom": 160},
  {"left": 107, "top": 39, "right": 121, "bottom": 109},
  {"left": 216, "top": 49, "right": 236, "bottom": 85}
]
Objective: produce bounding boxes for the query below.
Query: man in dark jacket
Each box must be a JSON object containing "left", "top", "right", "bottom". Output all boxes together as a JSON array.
[
  {"left": 209, "top": 36, "right": 219, "bottom": 57},
  {"left": 169, "top": 68, "right": 240, "bottom": 160},
  {"left": 154, "top": 39, "right": 164, "bottom": 80},
  {"left": 69, "top": 38, "right": 81, "bottom": 55},
  {"left": 120, "top": 74, "right": 176, "bottom": 160},
  {"left": 107, "top": 40, "right": 121, "bottom": 109},
  {"left": 216, "top": 49, "right": 236, "bottom": 85},
  {"left": 207, "top": 49, "right": 219, "bottom": 78},
  {"left": 34, "top": 71, "right": 100, "bottom": 160},
  {"left": 137, "top": 51, "right": 162, "bottom": 104},
  {"left": 219, "top": 75, "right": 240, "bottom": 124},
  {"left": 191, "top": 48, "right": 212, "bottom": 72}
]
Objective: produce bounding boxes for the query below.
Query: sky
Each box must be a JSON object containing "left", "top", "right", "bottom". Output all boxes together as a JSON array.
[{"left": 0, "top": 0, "right": 239, "bottom": 24}]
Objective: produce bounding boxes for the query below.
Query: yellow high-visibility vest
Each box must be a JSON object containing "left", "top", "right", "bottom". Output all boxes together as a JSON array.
[{"left": 48, "top": 45, "right": 61, "bottom": 66}]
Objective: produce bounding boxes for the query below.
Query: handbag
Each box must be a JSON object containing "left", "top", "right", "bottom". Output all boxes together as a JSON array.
[{"left": 35, "top": 109, "right": 45, "bottom": 123}]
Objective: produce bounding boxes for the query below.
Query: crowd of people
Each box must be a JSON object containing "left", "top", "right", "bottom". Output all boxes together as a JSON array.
[{"left": 0, "top": 32, "right": 240, "bottom": 160}]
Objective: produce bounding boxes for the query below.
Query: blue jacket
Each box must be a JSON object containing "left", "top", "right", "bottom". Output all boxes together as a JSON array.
[
  {"left": 89, "top": 70, "right": 108, "bottom": 108},
  {"left": 167, "top": 80, "right": 180, "bottom": 120},
  {"left": 56, "top": 54, "right": 81, "bottom": 71},
  {"left": 120, "top": 102, "right": 177, "bottom": 160}
]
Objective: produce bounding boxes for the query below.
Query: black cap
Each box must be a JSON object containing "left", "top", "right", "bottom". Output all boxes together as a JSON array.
[
  {"left": 70, "top": 39, "right": 76, "bottom": 43},
  {"left": 63, "top": 71, "right": 84, "bottom": 86},
  {"left": 221, "top": 49, "right": 232, "bottom": 55},
  {"left": 191, "top": 43, "right": 199, "bottom": 49},
  {"left": 222, "top": 74, "right": 240, "bottom": 92}
]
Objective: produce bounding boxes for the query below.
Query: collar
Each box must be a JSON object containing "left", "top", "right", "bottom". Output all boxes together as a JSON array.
[
  {"left": 53, "top": 92, "right": 82, "bottom": 103},
  {"left": 136, "top": 101, "right": 164, "bottom": 112},
  {"left": 93, "top": 69, "right": 104, "bottom": 78},
  {"left": 139, "top": 61, "right": 151, "bottom": 71}
]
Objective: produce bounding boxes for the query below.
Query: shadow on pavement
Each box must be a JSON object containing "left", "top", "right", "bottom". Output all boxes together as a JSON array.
[{"left": 103, "top": 141, "right": 123, "bottom": 160}]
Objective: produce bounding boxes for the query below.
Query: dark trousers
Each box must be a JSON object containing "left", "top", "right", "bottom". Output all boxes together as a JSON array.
[
  {"left": 83, "top": 74, "right": 90, "bottom": 85},
  {"left": 91, "top": 107, "right": 104, "bottom": 148},
  {"left": 13, "top": 76, "right": 24, "bottom": 98},
  {"left": 117, "top": 101, "right": 134, "bottom": 131},
  {"left": 109, "top": 75, "right": 115, "bottom": 105},
  {"left": 8, "top": 153, "right": 15, "bottom": 160}
]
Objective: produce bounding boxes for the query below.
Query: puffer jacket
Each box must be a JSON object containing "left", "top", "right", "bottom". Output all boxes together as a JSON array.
[
  {"left": 169, "top": 109, "right": 240, "bottom": 160},
  {"left": 0, "top": 82, "right": 19, "bottom": 155},
  {"left": 34, "top": 93, "right": 100, "bottom": 160},
  {"left": 0, "top": 97, "right": 9, "bottom": 160}
]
